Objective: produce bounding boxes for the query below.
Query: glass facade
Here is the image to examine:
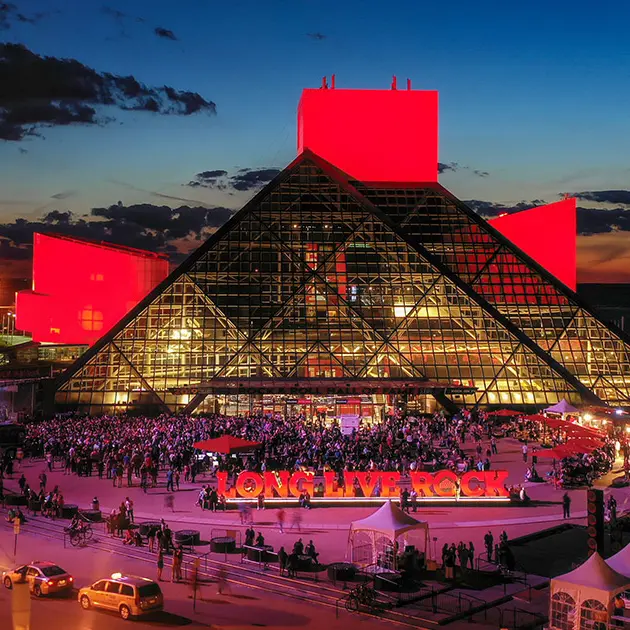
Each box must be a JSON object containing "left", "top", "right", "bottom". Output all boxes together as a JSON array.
[{"left": 55, "top": 152, "right": 630, "bottom": 414}]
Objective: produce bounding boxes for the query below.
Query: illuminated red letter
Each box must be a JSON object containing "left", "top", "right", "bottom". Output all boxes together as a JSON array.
[
  {"left": 380, "top": 472, "right": 401, "bottom": 498},
  {"left": 235, "top": 472, "right": 264, "bottom": 499},
  {"left": 323, "top": 472, "right": 344, "bottom": 498},
  {"left": 460, "top": 471, "right": 484, "bottom": 497},
  {"left": 484, "top": 471, "right": 510, "bottom": 497},
  {"left": 216, "top": 471, "right": 236, "bottom": 498},
  {"left": 353, "top": 471, "right": 380, "bottom": 498},
  {"left": 432, "top": 471, "right": 458, "bottom": 497},
  {"left": 289, "top": 472, "right": 315, "bottom": 498},
  {"left": 410, "top": 472, "right": 434, "bottom": 497},
  {"left": 263, "top": 471, "right": 290, "bottom": 498}
]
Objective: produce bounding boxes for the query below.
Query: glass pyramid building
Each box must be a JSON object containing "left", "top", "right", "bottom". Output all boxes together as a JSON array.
[{"left": 55, "top": 151, "right": 630, "bottom": 414}]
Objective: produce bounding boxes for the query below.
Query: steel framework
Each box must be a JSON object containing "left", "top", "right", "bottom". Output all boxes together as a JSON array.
[{"left": 55, "top": 151, "right": 630, "bottom": 413}]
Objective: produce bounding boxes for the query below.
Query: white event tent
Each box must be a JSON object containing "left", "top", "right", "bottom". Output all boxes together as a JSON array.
[
  {"left": 346, "top": 501, "right": 430, "bottom": 571},
  {"left": 545, "top": 399, "right": 580, "bottom": 415},
  {"left": 549, "top": 553, "right": 629, "bottom": 630}
]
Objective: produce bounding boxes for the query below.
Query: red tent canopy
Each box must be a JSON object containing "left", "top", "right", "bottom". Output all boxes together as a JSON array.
[
  {"left": 489, "top": 409, "right": 521, "bottom": 417},
  {"left": 524, "top": 414, "right": 548, "bottom": 423},
  {"left": 566, "top": 437, "right": 605, "bottom": 452},
  {"left": 193, "top": 435, "right": 262, "bottom": 454},
  {"left": 536, "top": 445, "right": 575, "bottom": 459}
]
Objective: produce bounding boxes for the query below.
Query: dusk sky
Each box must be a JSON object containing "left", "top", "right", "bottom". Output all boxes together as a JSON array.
[{"left": 1, "top": 0, "right": 630, "bottom": 282}]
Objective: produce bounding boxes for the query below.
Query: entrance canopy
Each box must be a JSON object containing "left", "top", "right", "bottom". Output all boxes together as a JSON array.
[{"left": 171, "top": 377, "right": 477, "bottom": 396}]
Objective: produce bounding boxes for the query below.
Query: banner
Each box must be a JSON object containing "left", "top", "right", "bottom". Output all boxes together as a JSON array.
[{"left": 216, "top": 469, "right": 509, "bottom": 500}]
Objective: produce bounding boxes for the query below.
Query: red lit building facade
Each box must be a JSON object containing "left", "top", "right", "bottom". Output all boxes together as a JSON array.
[{"left": 17, "top": 233, "right": 169, "bottom": 346}]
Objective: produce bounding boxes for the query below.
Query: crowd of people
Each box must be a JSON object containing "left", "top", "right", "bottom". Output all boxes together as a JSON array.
[{"left": 22, "top": 409, "right": 498, "bottom": 483}]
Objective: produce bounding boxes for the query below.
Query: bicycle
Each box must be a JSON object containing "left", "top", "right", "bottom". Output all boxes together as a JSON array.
[
  {"left": 345, "top": 583, "right": 376, "bottom": 613},
  {"left": 65, "top": 522, "right": 92, "bottom": 547}
]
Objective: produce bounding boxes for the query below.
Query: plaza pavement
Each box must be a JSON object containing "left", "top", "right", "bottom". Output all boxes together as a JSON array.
[{"left": 5, "top": 437, "right": 627, "bottom": 565}]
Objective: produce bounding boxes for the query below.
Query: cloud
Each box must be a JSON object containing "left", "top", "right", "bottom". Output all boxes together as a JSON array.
[
  {"left": 307, "top": 32, "right": 326, "bottom": 40},
  {"left": 0, "top": 203, "right": 236, "bottom": 263},
  {"left": 155, "top": 26, "right": 177, "bottom": 40},
  {"left": 0, "top": 43, "right": 216, "bottom": 141},
  {"left": 577, "top": 207, "right": 630, "bottom": 235},
  {"left": 573, "top": 190, "right": 630, "bottom": 206},
  {"left": 184, "top": 167, "right": 280, "bottom": 192},
  {"left": 465, "top": 199, "right": 544, "bottom": 218},
  {"left": 0, "top": 3, "right": 50, "bottom": 30},
  {"left": 186, "top": 169, "right": 229, "bottom": 189},
  {"left": 50, "top": 190, "right": 77, "bottom": 200},
  {"left": 438, "top": 162, "right": 459, "bottom": 174},
  {"left": 439, "top": 162, "right": 489, "bottom": 177},
  {"left": 229, "top": 168, "right": 281, "bottom": 191}
]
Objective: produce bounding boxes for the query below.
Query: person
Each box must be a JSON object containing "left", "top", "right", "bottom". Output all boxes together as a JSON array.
[
  {"left": 172, "top": 545, "right": 183, "bottom": 582},
  {"left": 257, "top": 494, "right": 265, "bottom": 510},
  {"left": 609, "top": 495, "right": 618, "bottom": 522},
  {"left": 293, "top": 538, "right": 304, "bottom": 555},
  {"left": 519, "top": 486, "right": 530, "bottom": 504},
  {"left": 522, "top": 443, "right": 528, "bottom": 463},
  {"left": 217, "top": 566, "right": 230, "bottom": 594},
  {"left": 287, "top": 550, "right": 298, "bottom": 578},
  {"left": 157, "top": 549, "right": 164, "bottom": 581},
  {"left": 484, "top": 531, "right": 494, "bottom": 562},
  {"left": 562, "top": 492, "right": 571, "bottom": 519},
  {"left": 491, "top": 436, "right": 498, "bottom": 455},
  {"left": 255, "top": 532, "right": 265, "bottom": 547},
  {"left": 277, "top": 508, "right": 285, "bottom": 533},
  {"left": 305, "top": 540, "right": 319, "bottom": 563},
  {"left": 278, "top": 546, "right": 288, "bottom": 576},
  {"left": 613, "top": 593, "right": 625, "bottom": 626},
  {"left": 125, "top": 497, "right": 134, "bottom": 522},
  {"left": 291, "top": 510, "right": 302, "bottom": 531},
  {"left": 468, "top": 541, "right": 475, "bottom": 568},
  {"left": 123, "top": 529, "right": 135, "bottom": 545},
  {"left": 245, "top": 526, "right": 255, "bottom": 547},
  {"left": 400, "top": 488, "right": 410, "bottom": 513},
  {"left": 148, "top": 526, "right": 157, "bottom": 552},
  {"left": 410, "top": 488, "right": 418, "bottom": 513}
]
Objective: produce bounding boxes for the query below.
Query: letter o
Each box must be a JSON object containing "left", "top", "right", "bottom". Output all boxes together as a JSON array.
[{"left": 235, "top": 472, "right": 264, "bottom": 498}]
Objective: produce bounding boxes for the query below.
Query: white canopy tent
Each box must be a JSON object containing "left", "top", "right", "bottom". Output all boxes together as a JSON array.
[
  {"left": 545, "top": 399, "right": 580, "bottom": 415},
  {"left": 606, "top": 544, "right": 630, "bottom": 577},
  {"left": 346, "top": 501, "right": 430, "bottom": 571},
  {"left": 549, "top": 553, "right": 630, "bottom": 630}
]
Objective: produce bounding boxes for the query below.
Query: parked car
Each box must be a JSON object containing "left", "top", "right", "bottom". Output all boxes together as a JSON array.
[
  {"left": 2, "top": 561, "right": 74, "bottom": 597},
  {"left": 78, "top": 573, "right": 163, "bottom": 620}
]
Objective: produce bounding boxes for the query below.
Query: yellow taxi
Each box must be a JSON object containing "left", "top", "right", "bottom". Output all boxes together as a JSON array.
[{"left": 78, "top": 573, "right": 163, "bottom": 620}]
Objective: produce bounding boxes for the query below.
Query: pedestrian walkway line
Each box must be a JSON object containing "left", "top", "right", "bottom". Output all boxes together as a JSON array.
[{"left": 96, "top": 505, "right": 586, "bottom": 532}]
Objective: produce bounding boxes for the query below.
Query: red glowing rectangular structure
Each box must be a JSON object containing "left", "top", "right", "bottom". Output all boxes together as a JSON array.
[
  {"left": 489, "top": 198, "right": 577, "bottom": 291},
  {"left": 16, "top": 233, "right": 169, "bottom": 345},
  {"left": 298, "top": 86, "right": 439, "bottom": 182}
]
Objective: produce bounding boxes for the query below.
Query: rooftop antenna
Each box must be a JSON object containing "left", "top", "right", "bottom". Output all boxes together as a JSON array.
[
  {"left": 391, "top": 75, "right": 397, "bottom": 90},
  {"left": 407, "top": 78, "right": 412, "bottom": 90},
  {"left": 321, "top": 76, "right": 328, "bottom": 89},
  {"left": 331, "top": 74, "right": 336, "bottom": 89}
]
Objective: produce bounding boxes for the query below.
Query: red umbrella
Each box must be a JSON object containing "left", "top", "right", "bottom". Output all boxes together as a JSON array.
[
  {"left": 489, "top": 409, "right": 521, "bottom": 417},
  {"left": 193, "top": 435, "right": 262, "bottom": 454},
  {"left": 564, "top": 423, "right": 605, "bottom": 438},
  {"left": 542, "top": 416, "right": 572, "bottom": 429}
]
